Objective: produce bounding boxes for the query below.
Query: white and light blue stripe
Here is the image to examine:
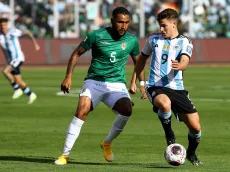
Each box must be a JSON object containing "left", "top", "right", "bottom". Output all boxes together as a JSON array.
[{"left": 145, "top": 34, "right": 192, "bottom": 90}]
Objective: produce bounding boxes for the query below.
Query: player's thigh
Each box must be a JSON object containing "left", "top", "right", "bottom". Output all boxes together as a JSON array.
[
  {"left": 153, "top": 94, "right": 171, "bottom": 110},
  {"left": 146, "top": 86, "right": 171, "bottom": 111},
  {"left": 10, "top": 61, "right": 23, "bottom": 75},
  {"left": 76, "top": 96, "right": 93, "bottom": 120},
  {"left": 180, "top": 112, "right": 201, "bottom": 133},
  {"left": 102, "top": 82, "right": 132, "bottom": 115},
  {"left": 3, "top": 64, "right": 13, "bottom": 73},
  {"left": 168, "top": 90, "right": 197, "bottom": 121},
  {"left": 79, "top": 79, "right": 105, "bottom": 109}
]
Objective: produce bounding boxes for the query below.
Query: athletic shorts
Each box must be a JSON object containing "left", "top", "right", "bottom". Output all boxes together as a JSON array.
[
  {"left": 146, "top": 86, "right": 197, "bottom": 121},
  {"left": 80, "top": 79, "right": 131, "bottom": 109},
  {"left": 9, "top": 59, "right": 23, "bottom": 75}
]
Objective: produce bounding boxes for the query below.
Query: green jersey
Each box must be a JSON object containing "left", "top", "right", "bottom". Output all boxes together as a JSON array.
[{"left": 80, "top": 27, "right": 140, "bottom": 84}]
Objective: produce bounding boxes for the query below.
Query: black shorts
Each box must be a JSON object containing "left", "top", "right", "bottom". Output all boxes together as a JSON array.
[
  {"left": 146, "top": 86, "right": 197, "bottom": 121},
  {"left": 10, "top": 61, "right": 23, "bottom": 75}
]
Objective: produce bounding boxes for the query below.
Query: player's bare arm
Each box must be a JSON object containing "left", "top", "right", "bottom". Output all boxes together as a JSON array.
[
  {"left": 22, "top": 30, "right": 40, "bottom": 51},
  {"left": 129, "top": 54, "right": 149, "bottom": 94},
  {"left": 130, "top": 55, "right": 147, "bottom": 99},
  {"left": 61, "top": 45, "right": 87, "bottom": 93},
  {"left": 131, "top": 55, "right": 145, "bottom": 82},
  {"left": 171, "top": 55, "right": 189, "bottom": 71}
]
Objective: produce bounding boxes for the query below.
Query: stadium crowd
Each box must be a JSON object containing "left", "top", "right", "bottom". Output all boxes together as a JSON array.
[{"left": 1, "top": 0, "right": 230, "bottom": 38}]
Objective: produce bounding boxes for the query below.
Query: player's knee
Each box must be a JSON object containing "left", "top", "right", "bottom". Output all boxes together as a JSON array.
[
  {"left": 123, "top": 105, "right": 132, "bottom": 116},
  {"left": 159, "top": 102, "right": 171, "bottom": 112},
  {"left": 17, "top": 80, "right": 26, "bottom": 87},
  {"left": 2, "top": 69, "right": 8, "bottom": 75},
  {"left": 75, "top": 111, "right": 88, "bottom": 120},
  {"left": 113, "top": 98, "right": 132, "bottom": 116},
  {"left": 194, "top": 126, "right": 201, "bottom": 134},
  {"left": 75, "top": 106, "right": 91, "bottom": 120},
  {"left": 154, "top": 95, "right": 171, "bottom": 111},
  {"left": 190, "top": 124, "right": 201, "bottom": 134},
  {"left": 189, "top": 129, "right": 201, "bottom": 139},
  {"left": 115, "top": 104, "right": 132, "bottom": 116}
]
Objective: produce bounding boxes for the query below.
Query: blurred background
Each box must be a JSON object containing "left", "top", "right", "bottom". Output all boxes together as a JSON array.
[{"left": 0, "top": 0, "right": 229, "bottom": 65}]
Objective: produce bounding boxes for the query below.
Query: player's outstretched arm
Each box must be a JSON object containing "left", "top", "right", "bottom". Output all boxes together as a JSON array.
[
  {"left": 131, "top": 55, "right": 146, "bottom": 83},
  {"left": 129, "top": 54, "right": 148, "bottom": 96},
  {"left": 23, "top": 30, "right": 40, "bottom": 51},
  {"left": 61, "top": 45, "right": 87, "bottom": 93},
  {"left": 130, "top": 54, "right": 147, "bottom": 99}
]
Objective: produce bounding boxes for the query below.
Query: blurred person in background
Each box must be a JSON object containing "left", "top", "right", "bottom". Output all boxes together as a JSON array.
[
  {"left": 0, "top": 17, "right": 40, "bottom": 104},
  {"left": 55, "top": 6, "right": 146, "bottom": 165}
]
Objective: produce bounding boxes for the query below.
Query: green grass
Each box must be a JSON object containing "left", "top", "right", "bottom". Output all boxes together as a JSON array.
[{"left": 0, "top": 65, "right": 230, "bottom": 172}]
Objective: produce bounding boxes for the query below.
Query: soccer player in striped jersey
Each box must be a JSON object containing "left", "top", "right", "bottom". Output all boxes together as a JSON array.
[
  {"left": 0, "top": 18, "right": 40, "bottom": 104},
  {"left": 129, "top": 8, "right": 203, "bottom": 166},
  {"left": 54, "top": 6, "right": 146, "bottom": 165}
]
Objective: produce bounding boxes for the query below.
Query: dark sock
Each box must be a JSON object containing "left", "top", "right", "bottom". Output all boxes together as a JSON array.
[
  {"left": 11, "top": 82, "right": 19, "bottom": 90},
  {"left": 22, "top": 86, "right": 32, "bottom": 96},
  {"left": 159, "top": 116, "right": 175, "bottom": 138},
  {"left": 187, "top": 134, "right": 200, "bottom": 155}
]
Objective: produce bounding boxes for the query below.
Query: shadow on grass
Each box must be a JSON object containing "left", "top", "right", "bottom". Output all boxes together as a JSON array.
[
  {"left": 0, "top": 156, "right": 174, "bottom": 169},
  {"left": 0, "top": 101, "right": 13, "bottom": 104}
]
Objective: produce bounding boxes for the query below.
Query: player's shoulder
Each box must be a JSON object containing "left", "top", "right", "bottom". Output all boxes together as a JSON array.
[
  {"left": 93, "top": 27, "right": 107, "bottom": 34},
  {"left": 9, "top": 28, "right": 20, "bottom": 33},
  {"left": 146, "top": 32, "right": 162, "bottom": 40},
  {"left": 125, "top": 31, "right": 138, "bottom": 39},
  {"left": 179, "top": 34, "right": 192, "bottom": 43},
  {"left": 9, "top": 28, "right": 22, "bottom": 36}
]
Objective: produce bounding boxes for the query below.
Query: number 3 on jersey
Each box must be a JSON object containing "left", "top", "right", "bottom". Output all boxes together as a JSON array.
[{"left": 110, "top": 52, "right": 116, "bottom": 62}]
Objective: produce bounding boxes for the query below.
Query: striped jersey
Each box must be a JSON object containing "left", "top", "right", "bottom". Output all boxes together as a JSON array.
[
  {"left": 142, "top": 33, "right": 193, "bottom": 90},
  {"left": 0, "top": 28, "right": 25, "bottom": 63}
]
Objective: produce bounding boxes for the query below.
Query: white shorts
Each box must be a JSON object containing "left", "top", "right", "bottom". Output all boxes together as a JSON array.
[{"left": 80, "top": 79, "right": 131, "bottom": 109}]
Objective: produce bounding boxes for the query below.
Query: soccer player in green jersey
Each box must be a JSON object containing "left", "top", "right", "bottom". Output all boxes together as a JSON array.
[{"left": 55, "top": 6, "right": 146, "bottom": 165}]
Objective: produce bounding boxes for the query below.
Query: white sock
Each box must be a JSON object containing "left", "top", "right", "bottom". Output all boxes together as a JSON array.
[
  {"left": 104, "top": 114, "right": 130, "bottom": 143},
  {"left": 62, "top": 117, "right": 84, "bottom": 156}
]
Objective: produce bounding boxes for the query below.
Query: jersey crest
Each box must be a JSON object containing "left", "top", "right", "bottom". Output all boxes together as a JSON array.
[
  {"left": 163, "top": 44, "right": 169, "bottom": 51},
  {"left": 121, "top": 42, "right": 126, "bottom": 50},
  {"left": 174, "top": 44, "right": 179, "bottom": 50}
]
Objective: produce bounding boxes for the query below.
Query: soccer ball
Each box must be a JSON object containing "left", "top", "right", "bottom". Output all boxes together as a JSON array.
[{"left": 164, "top": 143, "right": 186, "bottom": 166}]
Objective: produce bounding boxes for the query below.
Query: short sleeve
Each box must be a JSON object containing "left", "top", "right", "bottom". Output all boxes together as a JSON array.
[
  {"left": 80, "top": 31, "right": 96, "bottom": 50},
  {"left": 10, "top": 29, "right": 23, "bottom": 37},
  {"left": 130, "top": 37, "right": 140, "bottom": 57},
  {"left": 142, "top": 37, "right": 152, "bottom": 56},
  {"left": 181, "top": 39, "right": 193, "bottom": 58}
]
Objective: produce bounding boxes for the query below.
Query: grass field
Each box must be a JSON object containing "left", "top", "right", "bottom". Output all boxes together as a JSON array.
[{"left": 0, "top": 65, "right": 230, "bottom": 172}]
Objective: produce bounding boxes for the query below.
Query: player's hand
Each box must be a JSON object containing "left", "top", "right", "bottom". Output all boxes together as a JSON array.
[
  {"left": 61, "top": 77, "right": 72, "bottom": 93},
  {"left": 171, "top": 60, "right": 180, "bottom": 70},
  {"left": 129, "top": 83, "right": 137, "bottom": 94},
  {"left": 35, "top": 43, "right": 40, "bottom": 51},
  {"left": 139, "top": 85, "right": 147, "bottom": 100}
]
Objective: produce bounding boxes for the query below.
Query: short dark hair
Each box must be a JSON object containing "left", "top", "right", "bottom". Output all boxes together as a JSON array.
[
  {"left": 0, "top": 18, "right": 8, "bottom": 23},
  {"left": 156, "top": 8, "right": 178, "bottom": 22},
  {"left": 112, "top": 6, "right": 130, "bottom": 18}
]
